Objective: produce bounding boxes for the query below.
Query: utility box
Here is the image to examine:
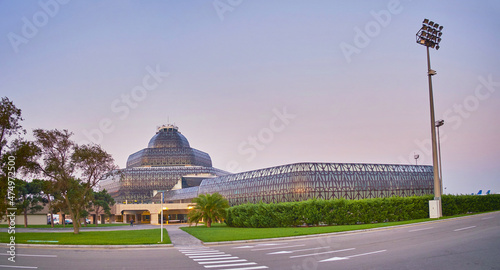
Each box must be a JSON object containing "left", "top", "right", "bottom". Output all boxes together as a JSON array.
[{"left": 429, "top": 200, "right": 442, "bottom": 218}]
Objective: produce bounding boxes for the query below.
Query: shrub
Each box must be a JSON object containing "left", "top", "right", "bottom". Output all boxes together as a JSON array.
[{"left": 225, "top": 194, "right": 500, "bottom": 228}]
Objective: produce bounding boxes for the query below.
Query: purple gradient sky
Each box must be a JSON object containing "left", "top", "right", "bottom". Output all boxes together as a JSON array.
[{"left": 1, "top": 0, "right": 499, "bottom": 195}]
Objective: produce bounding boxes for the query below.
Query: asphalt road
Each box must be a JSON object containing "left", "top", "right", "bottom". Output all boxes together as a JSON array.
[{"left": 2, "top": 212, "right": 499, "bottom": 270}]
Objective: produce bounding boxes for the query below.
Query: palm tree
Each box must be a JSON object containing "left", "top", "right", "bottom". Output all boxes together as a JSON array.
[{"left": 188, "top": 193, "right": 229, "bottom": 228}]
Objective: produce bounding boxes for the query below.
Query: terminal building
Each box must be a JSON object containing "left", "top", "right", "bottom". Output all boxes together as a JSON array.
[{"left": 99, "top": 125, "right": 434, "bottom": 225}]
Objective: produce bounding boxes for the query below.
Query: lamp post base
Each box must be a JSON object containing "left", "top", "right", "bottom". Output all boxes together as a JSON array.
[{"left": 429, "top": 199, "right": 442, "bottom": 218}]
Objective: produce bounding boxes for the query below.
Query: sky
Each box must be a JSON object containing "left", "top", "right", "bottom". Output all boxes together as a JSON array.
[{"left": 1, "top": 0, "right": 499, "bottom": 195}]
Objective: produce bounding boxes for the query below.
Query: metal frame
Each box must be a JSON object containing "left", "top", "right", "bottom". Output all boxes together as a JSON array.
[{"left": 190, "top": 163, "right": 434, "bottom": 206}]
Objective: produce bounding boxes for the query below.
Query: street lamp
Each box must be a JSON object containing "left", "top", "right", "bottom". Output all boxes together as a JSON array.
[
  {"left": 416, "top": 19, "right": 444, "bottom": 218},
  {"left": 154, "top": 190, "right": 166, "bottom": 243},
  {"left": 436, "top": 119, "right": 444, "bottom": 195}
]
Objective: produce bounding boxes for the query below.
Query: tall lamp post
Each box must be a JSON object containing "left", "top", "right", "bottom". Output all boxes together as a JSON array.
[
  {"left": 154, "top": 190, "right": 166, "bottom": 243},
  {"left": 436, "top": 119, "right": 444, "bottom": 195},
  {"left": 416, "top": 19, "right": 443, "bottom": 218}
]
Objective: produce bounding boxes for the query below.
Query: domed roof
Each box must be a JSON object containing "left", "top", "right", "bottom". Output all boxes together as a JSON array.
[
  {"left": 147, "top": 125, "right": 190, "bottom": 148},
  {"left": 126, "top": 124, "right": 213, "bottom": 168}
]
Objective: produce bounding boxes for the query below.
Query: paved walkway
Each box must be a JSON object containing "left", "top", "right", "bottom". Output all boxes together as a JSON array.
[{"left": 164, "top": 224, "right": 203, "bottom": 247}]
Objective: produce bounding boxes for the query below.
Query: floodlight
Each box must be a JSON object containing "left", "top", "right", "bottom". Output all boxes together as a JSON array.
[{"left": 415, "top": 18, "right": 445, "bottom": 218}]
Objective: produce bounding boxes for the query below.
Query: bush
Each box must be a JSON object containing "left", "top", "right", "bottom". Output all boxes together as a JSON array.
[{"left": 225, "top": 194, "right": 500, "bottom": 228}]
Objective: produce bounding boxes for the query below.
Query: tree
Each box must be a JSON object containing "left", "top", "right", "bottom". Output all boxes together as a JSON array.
[
  {"left": 91, "top": 189, "right": 115, "bottom": 226},
  {"left": 0, "top": 97, "right": 25, "bottom": 220},
  {"left": 0, "top": 97, "right": 24, "bottom": 155},
  {"left": 33, "top": 129, "right": 117, "bottom": 234},
  {"left": 1, "top": 139, "right": 41, "bottom": 225},
  {"left": 15, "top": 179, "right": 46, "bottom": 227},
  {"left": 188, "top": 193, "right": 229, "bottom": 228},
  {"left": 40, "top": 179, "right": 59, "bottom": 227}
]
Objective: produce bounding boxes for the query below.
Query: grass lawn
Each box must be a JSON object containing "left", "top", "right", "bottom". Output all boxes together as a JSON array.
[
  {"left": 181, "top": 215, "right": 476, "bottom": 242},
  {"left": 0, "top": 223, "right": 129, "bottom": 229},
  {"left": 0, "top": 229, "right": 171, "bottom": 245}
]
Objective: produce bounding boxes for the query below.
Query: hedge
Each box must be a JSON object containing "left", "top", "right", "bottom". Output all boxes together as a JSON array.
[{"left": 225, "top": 194, "right": 500, "bottom": 228}]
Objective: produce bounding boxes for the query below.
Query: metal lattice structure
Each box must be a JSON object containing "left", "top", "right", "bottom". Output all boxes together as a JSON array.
[
  {"left": 100, "top": 166, "right": 229, "bottom": 202},
  {"left": 100, "top": 124, "right": 229, "bottom": 202},
  {"left": 181, "top": 163, "right": 434, "bottom": 206},
  {"left": 126, "top": 124, "right": 212, "bottom": 168}
]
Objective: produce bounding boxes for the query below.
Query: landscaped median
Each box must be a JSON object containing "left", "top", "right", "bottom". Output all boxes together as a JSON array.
[
  {"left": 0, "top": 229, "right": 171, "bottom": 245},
  {"left": 181, "top": 212, "right": 497, "bottom": 243}
]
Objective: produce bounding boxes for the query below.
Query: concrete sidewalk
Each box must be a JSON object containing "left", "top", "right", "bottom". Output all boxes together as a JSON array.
[{"left": 164, "top": 224, "right": 203, "bottom": 247}]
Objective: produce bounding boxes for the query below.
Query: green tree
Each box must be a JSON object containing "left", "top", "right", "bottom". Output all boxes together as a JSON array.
[
  {"left": 188, "top": 193, "right": 229, "bottom": 228},
  {"left": 15, "top": 179, "right": 46, "bottom": 227},
  {"left": 91, "top": 189, "right": 115, "bottom": 226},
  {"left": 33, "top": 129, "right": 117, "bottom": 234},
  {"left": 0, "top": 97, "right": 25, "bottom": 220},
  {"left": 40, "top": 179, "right": 59, "bottom": 227}
]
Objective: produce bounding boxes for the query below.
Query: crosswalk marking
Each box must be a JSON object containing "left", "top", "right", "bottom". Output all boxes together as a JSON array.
[
  {"left": 177, "top": 247, "right": 268, "bottom": 269},
  {"left": 198, "top": 259, "right": 248, "bottom": 265},
  {"left": 204, "top": 262, "right": 257, "bottom": 268},
  {"left": 193, "top": 257, "right": 240, "bottom": 261}
]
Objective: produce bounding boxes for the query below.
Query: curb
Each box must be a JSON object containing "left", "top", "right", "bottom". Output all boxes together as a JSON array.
[{"left": 0, "top": 243, "right": 173, "bottom": 249}]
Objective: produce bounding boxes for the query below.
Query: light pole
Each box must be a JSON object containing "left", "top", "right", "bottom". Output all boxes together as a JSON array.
[
  {"left": 161, "top": 191, "right": 164, "bottom": 243},
  {"left": 154, "top": 190, "right": 166, "bottom": 243},
  {"left": 416, "top": 18, "right": 443, "bottom": 217},
  {"left": 436, "top": 119, "right": 444, "bottom": 195}
]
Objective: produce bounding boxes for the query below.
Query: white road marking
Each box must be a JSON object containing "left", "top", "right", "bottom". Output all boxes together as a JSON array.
[
  {"left": 198, "top": 259, "right": 248, "bottom": 264},
  {"left": 0, "top": 265, "right": 38, "bottom": 269},
  {"left": 320, "top": 250, "right": 387, "bottom": 262},
  {"left": 290, "top": 248, "right": 355, "bottom": 259},
  {"left": 251, "top": 244, "right": 305, "bottom": 251},
  {"left": 194, "top": 257, "right": 240, "bottom": 261},
  {"left": 216, "top": 266, "right": 268, "bottom": 270},
  {"left": 453, "top": 226, "right": 476, "bottom": 232},
  {"left": 233, "top": 243, "right": 286, "bottom": 249},
  {"left": 189, "top": 254, "right": 233, "bottom": 259},
  {"left": 183, "top": 252, "right": 225, "bottom": 256},
  {"left": 408, "top": 227, "right": 434, "bottom": 232},
  {"left": 481, "top": 217, "right": 493, "bottom": 220},
  {"left": 204, "top": 262, "right": 257, "bottom": 268},
  {"left": 267, "top": 246, "right": 330, "bottom": 255},
  {"left": 180, "top": 247, "right": 269, "bottom": 269}
]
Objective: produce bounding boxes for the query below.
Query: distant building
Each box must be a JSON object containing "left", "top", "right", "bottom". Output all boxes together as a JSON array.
[{"left": 100, "top": 125, "right": 434, "bottom": 225}]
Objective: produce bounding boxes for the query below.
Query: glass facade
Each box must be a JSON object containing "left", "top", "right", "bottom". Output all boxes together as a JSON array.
[{"left": 167, "top": 162, "right": 434, "bottom": 206}]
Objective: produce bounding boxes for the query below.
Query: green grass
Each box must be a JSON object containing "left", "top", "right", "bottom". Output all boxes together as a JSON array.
[
  {"left": 0, "top": 229, "right": 171, "bottom": 245},
  {"left": 181, "top": 215, "right": 477, "bottom": 242},
  {"left": 0, "top": 223, "right": 129, "bottom": 228}
]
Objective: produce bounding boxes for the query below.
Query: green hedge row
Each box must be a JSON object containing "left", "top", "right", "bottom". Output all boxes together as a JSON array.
[
  {"left": 442, "top": 194, "right": 500, "bottom": 216},
  {"left": 225, "top": 194, "right": 500, "bottom": 228}
]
